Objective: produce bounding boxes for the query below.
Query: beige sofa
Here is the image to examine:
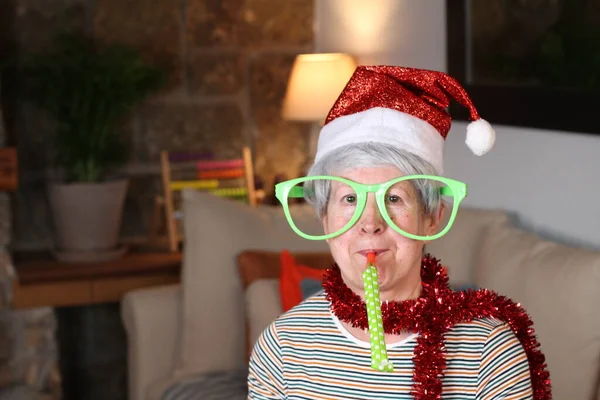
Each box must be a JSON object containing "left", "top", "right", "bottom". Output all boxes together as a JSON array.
[{"left": 122, "top": 190, "right": 600, "bottom": 400}]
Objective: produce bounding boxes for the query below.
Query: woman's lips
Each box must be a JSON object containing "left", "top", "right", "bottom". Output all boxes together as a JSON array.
[
  {"left": 357, "top": 250, "right": 389, "bottom": 282},
  {"left": 357, "top": 249, "right": 388, "bottom": 258}
]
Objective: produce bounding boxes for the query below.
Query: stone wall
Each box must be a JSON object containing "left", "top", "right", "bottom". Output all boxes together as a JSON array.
[
  {"left": 0, "top": 307, "right": 61, "bottom": 400},
  {"left": 1, "top": 0, "right": 315, "bottom": 398},
  {"left": 11, "top": 0, "right": 315, "bottom": 250},
  {"left": 0, "top": 77, "right": 60, "bottom": 398}
]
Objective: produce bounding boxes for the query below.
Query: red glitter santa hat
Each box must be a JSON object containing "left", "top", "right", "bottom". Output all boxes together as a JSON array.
[{"left": 314, "top": 66, "right": 495, "bottom": 174}]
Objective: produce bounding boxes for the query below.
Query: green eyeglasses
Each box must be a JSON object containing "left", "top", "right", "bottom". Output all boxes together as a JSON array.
[{"left": 274, "top": 175, "right": 467, "bottom": 241}]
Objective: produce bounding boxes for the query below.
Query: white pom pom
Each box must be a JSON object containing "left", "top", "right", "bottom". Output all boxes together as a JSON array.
[{"left": 465, "top": 119, "right": 495, "bottom": 156}]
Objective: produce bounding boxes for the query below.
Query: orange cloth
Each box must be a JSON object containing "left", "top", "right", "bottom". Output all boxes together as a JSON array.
[{"left": 279, "top": 250, "right": 326, "bottom": 312}]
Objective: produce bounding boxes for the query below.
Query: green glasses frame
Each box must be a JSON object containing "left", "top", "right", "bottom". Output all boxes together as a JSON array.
[{"left": 274, "top": 175, "right": 468, "bottom": 241}]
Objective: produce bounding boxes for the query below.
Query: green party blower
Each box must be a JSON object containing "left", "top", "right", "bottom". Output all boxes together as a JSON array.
[{"left": 362, "top": 252, "right": 394, "bottom": 372}]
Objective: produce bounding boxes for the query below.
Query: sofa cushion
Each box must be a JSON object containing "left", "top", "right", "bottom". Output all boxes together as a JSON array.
[
  {"left": 475, "top": 220, "right": 600, "bottom": 400},
  {"left": 237, "top": 249, "right": 332, "bottom": 361},
  {"left": 425, "top": 206, "right": 509, "bottom": 286},
  {"left": 177, "top": 191, "right": 329, "bottom": 376},
  {"left": 244, "top": 280, "right": 281, "bottom": 360},
  {"left": 279, "top": 250, "right": 329, "bottom": 313},
  {"left": 237, "top": 249, "right": 332, "bottom": 292}
]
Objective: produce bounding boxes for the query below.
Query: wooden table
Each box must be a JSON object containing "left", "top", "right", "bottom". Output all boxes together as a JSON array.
[{"left": 12, "top": 250, "right": 182, "bottom": 309}]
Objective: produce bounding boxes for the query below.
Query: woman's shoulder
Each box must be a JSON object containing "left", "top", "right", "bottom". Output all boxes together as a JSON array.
[
  {"left": 445, "top": 317, "right": 527, "bottom": 360},
  {"left": 273, "top": 290, "right": 331, "bottom": 325},
  {"left": 453, "top": 316, "right": 508, "bottom": 330},
  {"left": 282, "top": 289, "right": 329, "bottom": 313},
  {"left": 447, "top": 317, "right": 514, "bottom": 343}
]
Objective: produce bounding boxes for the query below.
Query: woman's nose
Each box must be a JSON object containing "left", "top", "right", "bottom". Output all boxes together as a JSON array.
[{"left": 359, "top": 195, "right": 385, "bottom": 235}]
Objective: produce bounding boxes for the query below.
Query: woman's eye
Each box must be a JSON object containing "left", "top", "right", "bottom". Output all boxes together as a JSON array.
[
  {"left": 343, "top": 195, "right": 357, "bottom": 204},
  {"left": 386, "top": 195, "right": 401, "bottom": 204}
]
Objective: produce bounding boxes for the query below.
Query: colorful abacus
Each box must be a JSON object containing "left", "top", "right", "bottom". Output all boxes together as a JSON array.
[
  {"left": 169, "top": 180, "right": 219, "bottom": 191},
  {"left": 195, "top": 159, "right": 245, "bottom": 170},
  {"left": 197, "top": 168, "right": 246, "bottom": 180},
  {"left": 158, "top": 147, "right": 260, "bottom": 251}
]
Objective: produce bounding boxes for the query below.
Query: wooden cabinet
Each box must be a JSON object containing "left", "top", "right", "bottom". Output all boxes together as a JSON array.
[{"left": 12, "top": 251, "right": 182, "bottom": 309}]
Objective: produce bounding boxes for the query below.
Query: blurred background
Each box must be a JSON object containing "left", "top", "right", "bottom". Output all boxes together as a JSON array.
[{"left": 0, "top": 1, "right": 599, "bottom": 399}]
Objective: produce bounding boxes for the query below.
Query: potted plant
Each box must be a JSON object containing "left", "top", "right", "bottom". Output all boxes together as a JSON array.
[{"left": 17, "top": 33, "right": 165, "bottom": 261}]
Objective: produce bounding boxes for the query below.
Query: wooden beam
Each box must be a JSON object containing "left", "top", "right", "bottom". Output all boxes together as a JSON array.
[{"left": 0, "top": 147, "right": 17, "bottom": 192}]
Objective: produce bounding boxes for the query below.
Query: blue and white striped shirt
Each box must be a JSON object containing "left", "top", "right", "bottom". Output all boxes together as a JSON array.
[{"left": 249, "top": 292, "right": 533, "bottom": 399}]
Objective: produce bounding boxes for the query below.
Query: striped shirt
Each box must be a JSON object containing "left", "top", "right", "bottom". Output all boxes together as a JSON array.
[{"left": 248, "top": 291, "right": 533, "bottom": 399}]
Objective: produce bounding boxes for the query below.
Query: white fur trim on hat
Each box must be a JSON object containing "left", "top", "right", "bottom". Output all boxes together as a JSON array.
[
  {"left": 465, "top": 118, "right": 495, "bottom": 156},
  {"left": 314, "top": 107, "right": 445, "bottom": 174}
]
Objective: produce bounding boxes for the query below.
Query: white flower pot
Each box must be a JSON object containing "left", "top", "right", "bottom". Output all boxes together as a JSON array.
[{"left": 47, "top": 179, "right": 129, "bottom": 261}]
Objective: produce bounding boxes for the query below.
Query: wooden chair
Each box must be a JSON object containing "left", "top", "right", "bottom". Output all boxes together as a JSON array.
[{"left": 154, "top": 147, "right": 262, "bottom": 252}]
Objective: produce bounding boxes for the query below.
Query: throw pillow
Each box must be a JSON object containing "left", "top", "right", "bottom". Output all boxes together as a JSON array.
[
  {"left": 244, "top": 279, "right": 282, "bottom": 361},
  {"left": 279, "top": 249, "right": 328, "bottom": 312},
  {"left": 300, "top": 278, "right": 323, "bottom": 298},
  {"left": 237, "top": 249, "right": 332, "bottom": 362},
  {"left": 178, "top": 190, "right": 329, "bottom": 376}
]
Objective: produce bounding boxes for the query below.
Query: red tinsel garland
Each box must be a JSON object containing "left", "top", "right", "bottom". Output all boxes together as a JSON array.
[{"left": 322, "top": 254, "right": 552, "bottom": 400}]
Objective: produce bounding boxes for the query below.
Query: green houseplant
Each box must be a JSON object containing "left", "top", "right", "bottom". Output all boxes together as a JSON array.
[{"left": 18, "top": 33, "right": 166, "bottom": 261}]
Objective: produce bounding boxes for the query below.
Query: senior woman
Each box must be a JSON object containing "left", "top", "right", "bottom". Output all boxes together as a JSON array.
[{"left": 248, "top": 66, "right": 550, "bottom": 400}]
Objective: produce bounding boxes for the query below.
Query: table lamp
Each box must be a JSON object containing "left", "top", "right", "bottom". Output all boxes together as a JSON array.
[{"left": 282, "top": 53, "right": 357, "bottom": 163}]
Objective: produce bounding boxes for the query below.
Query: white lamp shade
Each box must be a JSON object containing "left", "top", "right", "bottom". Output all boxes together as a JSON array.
[{"left": 282, "top": 53, "right": 357, "bottom": 122}]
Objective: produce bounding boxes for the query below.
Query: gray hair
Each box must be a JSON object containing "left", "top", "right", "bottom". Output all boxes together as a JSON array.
[{"left": 305, "top": 142, "right": 443, "bottom": 219}]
